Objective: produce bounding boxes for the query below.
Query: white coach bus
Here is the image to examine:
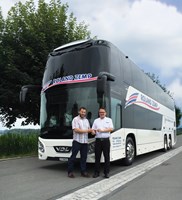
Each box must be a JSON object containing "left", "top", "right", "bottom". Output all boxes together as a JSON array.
[{"left": 20, "top": 39, "right": 176, "bottom": 165}]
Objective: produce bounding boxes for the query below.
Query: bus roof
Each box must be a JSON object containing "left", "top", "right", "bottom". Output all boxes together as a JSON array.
[{"left": 54, "top": 39, "right": 91, "bottom": 52}]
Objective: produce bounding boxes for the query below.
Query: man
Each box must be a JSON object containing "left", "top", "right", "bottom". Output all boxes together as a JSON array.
[
  {"left": 92, "top": 108, "right": 114, "bottom": 178},
  {"left": 67, "top": 107, "right": 93, "bottom": 178}
]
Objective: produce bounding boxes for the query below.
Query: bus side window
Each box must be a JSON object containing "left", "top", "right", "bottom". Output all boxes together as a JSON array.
[{"left": 111, "top": 98, "right": 122, "bottom": 130}]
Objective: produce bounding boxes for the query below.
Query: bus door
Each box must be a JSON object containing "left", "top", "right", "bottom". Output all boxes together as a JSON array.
[{"left": 110, "top": 97, "right": 123, "bottom": 161}]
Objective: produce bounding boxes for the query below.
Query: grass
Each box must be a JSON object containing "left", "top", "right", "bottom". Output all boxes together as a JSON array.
[{"left": 0, "top": 131, "right": 38, "bottom": 159}]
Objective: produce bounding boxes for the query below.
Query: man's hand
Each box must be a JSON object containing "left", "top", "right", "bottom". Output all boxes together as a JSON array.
[
  {"left": 97, "top": 128, "right": 113, "bottom": 133},
  {"left": 88, "top": 128, "right": 93, "bottom": 133},
  {"left": 91, "top": 129, "right": 96, "bottom": 135}
]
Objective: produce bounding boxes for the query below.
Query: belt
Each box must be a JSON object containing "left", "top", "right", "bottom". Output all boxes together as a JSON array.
[{"left": 96, "top": 138, "right": 109, "bottom": 141}]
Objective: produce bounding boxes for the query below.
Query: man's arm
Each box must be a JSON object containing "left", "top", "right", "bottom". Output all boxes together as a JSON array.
[
  {"left": 97, "top": 119, "right": 114, "bottom": 133},
  {"left": 97, "top": 128, "right": 113, "bottom": 133},
  {"left": 73, "top": 128, "right": 93, "bottom": 134}
]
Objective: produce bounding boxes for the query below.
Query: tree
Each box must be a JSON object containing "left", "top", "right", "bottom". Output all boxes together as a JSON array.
[
  {"left": 0, "top": 0, "right": 91, "bottom": 128},
  {"left": 146, "top": 72, "right": 182, "bottom": 127},
  {"left": 175, "top": 106, "right": 182, "bottom": 128}
]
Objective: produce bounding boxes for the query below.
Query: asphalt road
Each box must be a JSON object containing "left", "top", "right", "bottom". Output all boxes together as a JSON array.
[
  {"left": 0, "top": 135, "right": 182, "bottom": 200},
  {"left": 105, "top": 151, "right": 182, "bottom": 200}
]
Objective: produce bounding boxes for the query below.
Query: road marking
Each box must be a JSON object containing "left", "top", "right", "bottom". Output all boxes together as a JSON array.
[{"left": 57, "top": 146, "right": 182, "bottom": 200}]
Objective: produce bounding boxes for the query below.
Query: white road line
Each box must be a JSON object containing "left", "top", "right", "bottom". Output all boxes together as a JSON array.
[{"left": 57, "top": 146, "right": 182, "bottom": 200}]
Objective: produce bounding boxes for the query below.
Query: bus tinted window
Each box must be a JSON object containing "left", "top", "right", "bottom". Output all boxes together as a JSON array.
[
  {"left": 43, "top": 46, "right": 110, "bottom": 85},
  {"left": 123, "top": 59, "right": 132, "bottom": 85},
  {"left": 131, "top": 64, "right": 147, "bottom": 94},
  {"left": 111, "top": 97, "right": 122, "bottom": 130}
]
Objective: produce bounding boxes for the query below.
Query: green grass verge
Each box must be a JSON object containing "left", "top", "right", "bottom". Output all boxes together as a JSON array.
[{"left": 0, "top": 132, "right": 38, "bottom": 159}]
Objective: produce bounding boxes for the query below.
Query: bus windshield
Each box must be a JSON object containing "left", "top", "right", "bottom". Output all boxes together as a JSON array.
[
  {"left": 42, "top": 45, "right": 110, "bottom": 86},
  {"left": 40, "top": 81, "right": 106, "bottom": 139}
]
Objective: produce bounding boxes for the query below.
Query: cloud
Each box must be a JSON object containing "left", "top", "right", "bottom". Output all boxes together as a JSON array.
[
  {"left": 168, "top": 78, "right": 182, "bottom": 107},
  {"left": 0, "top": 0, "right": 27, "bottom": 17},
  {"left": 62, "top": 0, "right": 182, "bottom": 110},
  {"left": 61, "top": 0, "right": 182, "bottom": 74}
]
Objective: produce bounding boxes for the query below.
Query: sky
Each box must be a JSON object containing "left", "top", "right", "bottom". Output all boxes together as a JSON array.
[{"left": 0, "top": 0, "right": 182, "bottom": 129}]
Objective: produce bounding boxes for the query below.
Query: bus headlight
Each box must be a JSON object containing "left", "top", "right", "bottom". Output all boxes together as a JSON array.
[
  {"left": 38, "top": 140, "right": 45, "bottom": 153},
  {"left": 88, "top": 141, "right": 95, "bottom": 154}
]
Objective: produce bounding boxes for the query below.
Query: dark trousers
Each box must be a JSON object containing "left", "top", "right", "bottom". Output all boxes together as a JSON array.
[
  {"left": 94, "top": 138, "right": 110, "bottom": 175},
  {"left": 68, "top": 140, "right": 88, "bottom": 174}
]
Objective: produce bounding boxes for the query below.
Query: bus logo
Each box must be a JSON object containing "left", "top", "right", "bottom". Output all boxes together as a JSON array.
[
  {"left": 125, "top": 93, "right": 139, "bottom": 108},
  {"left": 125, "top": 88, "right": 160, "bottom": 111},
  {"left": 54, "top": 146, "right": 71, "bottom": 153}
]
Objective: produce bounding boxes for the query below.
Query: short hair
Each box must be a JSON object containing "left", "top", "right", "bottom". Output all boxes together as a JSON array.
[
  {"left": 79, "top": 107, "right": 87, "bottom": 111},
  {"left": 99, "top": 107, "right": 106, "bottom": 112}
]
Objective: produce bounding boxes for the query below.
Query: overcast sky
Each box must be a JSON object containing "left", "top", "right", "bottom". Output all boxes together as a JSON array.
[{"left": 0, "top": 0, "right": 182, "bottom": 129}]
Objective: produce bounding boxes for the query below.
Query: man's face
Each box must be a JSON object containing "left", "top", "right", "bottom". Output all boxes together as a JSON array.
[
  {"left": 79, "top": 109, "right": 87, "bottom": 118},
  {"left": 99, "top": 109, "right": 106, "bottom": 119}
]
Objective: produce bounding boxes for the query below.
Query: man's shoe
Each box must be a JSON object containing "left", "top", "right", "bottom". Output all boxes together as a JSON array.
[
  {"left": 81, "top": 172, "right": 90, "bottom": 177},
  {"left": 68, "top": 172, "right": 75, "bottom": 178},
  {"left": 104, "top": 173, "right": 109, "bottom": 178},
  {"left": 93, "top": 173, "right": 99, "bottom": 178}
]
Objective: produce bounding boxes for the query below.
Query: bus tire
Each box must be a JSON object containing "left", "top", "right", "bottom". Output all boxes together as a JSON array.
[
  {"left": 168, "top": 136, "right": 172, "bottom": 150},
  {"left": 163, "top": 135, "right": 168, "bottom": 152},
  {"left": 123, "top": 137, "right": 135, "bottom": 166}
]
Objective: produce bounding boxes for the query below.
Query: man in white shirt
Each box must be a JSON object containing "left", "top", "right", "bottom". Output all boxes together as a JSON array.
[
  {"left": 68, "top": 107, "right": 93, "bottom": 178},
  {"left": 92, "top": 108, "right": 114, "bottom": 178}
]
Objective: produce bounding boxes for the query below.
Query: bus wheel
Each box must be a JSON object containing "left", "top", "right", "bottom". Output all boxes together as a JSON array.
[
  {"left": 163, "top": 136, "right": 168, "bottom": 152},
  {"left": 123, "top": 137, "right": 135, "bottom": 166}
]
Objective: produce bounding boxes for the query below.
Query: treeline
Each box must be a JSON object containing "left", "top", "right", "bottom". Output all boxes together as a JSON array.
[
  {"left": 0, "top": 129, "right": 39, "bottom": 158},
  {"left": 0, "top": 128, "right": 40, "bottom": 135},
  {"left": 177, "top": 128, "right": 182, "bottom": 135}
]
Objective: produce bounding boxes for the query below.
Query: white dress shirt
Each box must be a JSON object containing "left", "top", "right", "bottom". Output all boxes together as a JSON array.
[{"left": 92, "top": 117, "right": 114, "bottom": 138}]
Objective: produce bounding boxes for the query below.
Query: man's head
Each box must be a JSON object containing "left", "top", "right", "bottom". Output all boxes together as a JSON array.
[
  {"left": 99, "top": 107, "right": 107, "bottom": 119},
  {"left": 79, "top": 107, "right": 87, "bottom": 119}
]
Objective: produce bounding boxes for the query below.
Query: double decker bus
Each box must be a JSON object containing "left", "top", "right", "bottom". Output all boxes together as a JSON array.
[{"left": 20, "top": 39, "right": 176, "bottom": 165}]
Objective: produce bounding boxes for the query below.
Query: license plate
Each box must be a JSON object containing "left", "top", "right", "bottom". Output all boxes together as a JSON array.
[{"left": 59, "top": 157, "right": 68, "bottom": 161}]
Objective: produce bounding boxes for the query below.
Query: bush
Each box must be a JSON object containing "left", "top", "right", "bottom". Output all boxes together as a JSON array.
[{"left": 0, "top": 131, "right": 38, "bottom": 158}]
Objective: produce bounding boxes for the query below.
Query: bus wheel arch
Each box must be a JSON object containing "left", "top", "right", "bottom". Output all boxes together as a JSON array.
[{"left": 123, "top": 134, "right": 136, "bottom": 166}]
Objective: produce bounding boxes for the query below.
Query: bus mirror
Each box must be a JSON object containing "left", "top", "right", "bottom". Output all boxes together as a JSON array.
[
  {"left": 97, "top": 72, "right": 115, "bottom": 94},
  {"left": 97, "top": 75, "right": 107, "bottom": 94},
  {"left": 20, "top": 85, "right": 42, "bottom": 104},
  {"left": 98, "top": 72, "right": 115, "bottom": 82}
]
